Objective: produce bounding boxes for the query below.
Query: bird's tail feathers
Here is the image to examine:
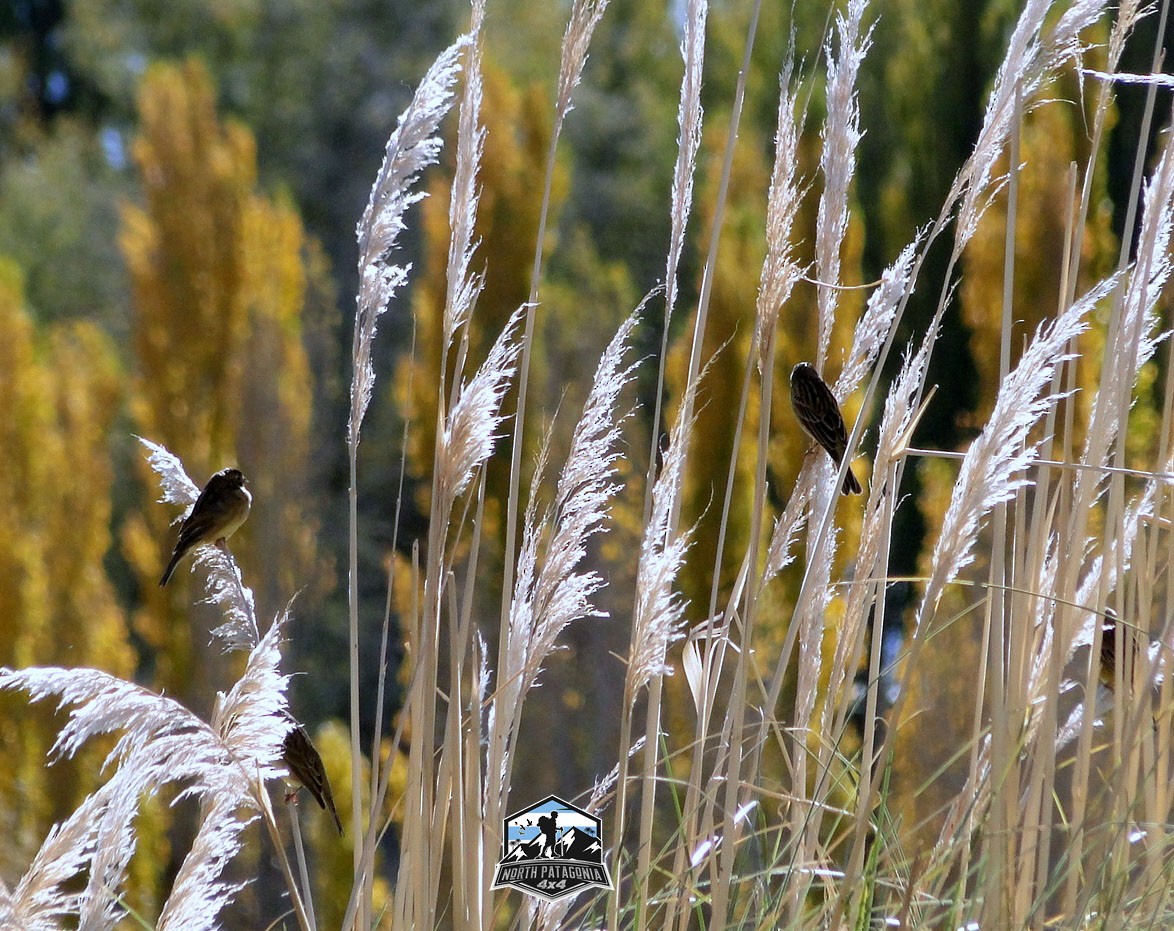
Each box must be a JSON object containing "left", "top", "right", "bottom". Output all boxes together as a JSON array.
[{"left": 159, "top": 552, "right": 183, "bottom": 586}]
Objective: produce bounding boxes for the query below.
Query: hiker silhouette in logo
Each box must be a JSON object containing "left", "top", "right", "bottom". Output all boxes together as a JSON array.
[{"left": 538, "top": 810, "right": 559, "bottom": 858}]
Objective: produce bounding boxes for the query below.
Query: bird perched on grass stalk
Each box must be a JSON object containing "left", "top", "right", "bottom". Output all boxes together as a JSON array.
[
  {"left": 159, "top": 468, "right": 251, "bottom": 586},
  {"left": 790, "top": 362, "right": 862, "bottom": 495},
  {"left": 282, "top": 713, "right": 344, "bottom": 835}
]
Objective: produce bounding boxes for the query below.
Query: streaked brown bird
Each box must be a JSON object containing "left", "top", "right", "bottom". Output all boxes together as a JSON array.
[
  {"left": 282, "top": 714, "right": 344, "bottom": 835},
  {"left": 159, "top": 468, "right": 251, "bottom": 586},
  {"left": 790, "top": 363, "right": 862, "bottom": 495}
]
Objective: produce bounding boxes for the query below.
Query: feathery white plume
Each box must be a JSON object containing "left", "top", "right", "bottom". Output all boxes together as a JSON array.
[
  {"left": 0, "top": 787, "right": 109, "bottom": 930},
  {"left": 491, "top": 313, "right": 638, "bottom": 795},
  {"left": 956, "top": 0, "right": 1106, "bottom": 245},
  {"left": 0, "top": 620, "right": 290, "bottom": 802},
  {"left": 755, "top": 68, "right": 803, "bottom": 371},
  {"left": 210, "top": 610, "right": 292, "bottom": 779},
  {"left": 815, "top": 0, "right": 872, "bottom": 368},
  {"left": 1071, "top": 448, "right": 1171, "bottom": 656},
  {"left": 555, "top": 0, "right": 609, "bottom": 122},
  {"left": 873, "top": 326, "right": 933, "bottom": 475},
  {"left": 0, "top": 667, "right": 209, "bottom": 767},
  {"left": 137, "top": 435, "right": 199, "bottom": 512},
  {"left": 351, "top": 35, "right": 469, "bottom": 446},
  {"left": 201, "top": 546, "right": 260, "bottom": 652},
  {"left": 763, "top": 461, "right": 813, "bottom": 582},
  {"left": 156, "top": 800, "right": 252, "bottom": 931},
  {"left": 630, "top": 403, "right": 691, "bottom": 693},
  {"left": 919, "top": 280, "right": 1112, "bottom": 619},
  {"left": 0, "top": 612, "right": 292, "bottom": 926},
  {"left": 834, "top": 239, "right": 919, "bottom": 403},
  {"left": 439, "top": 307, "right": 525, "bottom": 504},
  {"left": 443, "top": 11, "right": 486, "bottom": 349},
  {"left": 666, "top": 0, "right": 707, "bottom": 321},
  {"left": 1079, "top": 132, "right": 1174, "bottom": 500},
  {"left": 516, "top": 313, "right": 638, "bottom": 671},
  {"left": 77, "top": 765, "right": 156, "bottom": 931}
]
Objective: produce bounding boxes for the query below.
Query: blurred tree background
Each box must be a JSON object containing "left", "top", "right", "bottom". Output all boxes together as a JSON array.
[{"left": 0, "top": 0, "right": 1168, "bottom": 921}]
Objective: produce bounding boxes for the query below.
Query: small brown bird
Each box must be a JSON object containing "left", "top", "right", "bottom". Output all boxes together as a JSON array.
[
  {"left": 282, "top": 714, "right": 344, "bottom": 835},
  {"left": 1097, "top": 608, "right": 1163, "bottom": 731},
  {"left": 159, "top": 468, "right": 252, "bottom": 586},
  {"left": 1099, "top": 608, "right": 1141, "bottom": 693},
  {"left": 790, "top": 363, "right": 862, "bottom": 495}
]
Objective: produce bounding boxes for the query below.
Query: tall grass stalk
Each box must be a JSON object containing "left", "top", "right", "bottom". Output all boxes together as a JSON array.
[
  {"left": 496, "top": 4, "right": 610, "bottom": 831},
  {"left": 627, "top": 0, "right": 708, "bottom": 924},
  {"left": 346, "top": 35, "right": 468, "bottom": 929}
]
